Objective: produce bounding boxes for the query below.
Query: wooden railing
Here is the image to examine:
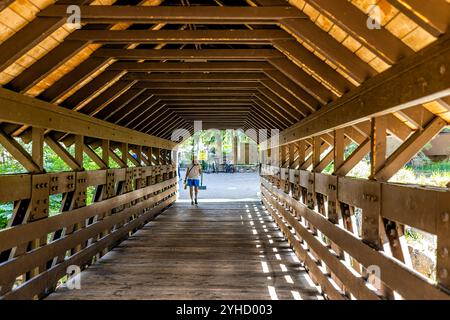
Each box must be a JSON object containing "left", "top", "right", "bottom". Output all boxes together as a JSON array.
[
  {"left": 0, "top": 164, "right": 177, "bottom": 300},
  {"left": 260, "top": 165, "right": 450, "bottom": 300}
]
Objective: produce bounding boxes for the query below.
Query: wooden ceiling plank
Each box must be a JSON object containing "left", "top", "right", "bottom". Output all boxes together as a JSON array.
[
  {"left": 262, "top": 33, "right": 450, "bottom": 149},
  {"left": 252, "top": 98, "right": 292, "bottom": 129},
  {"left": 0, "top": 0, "right": 92, "bottom": 73},
  {"left": 6, "top": 41, "right": 90, "bottom": 93},
  {"left": 254, "top": 94, "right": 296, "bottom": 125},
  {"left": 389, "top": 0, "right": 449, "bottom": 36},
  {"left": 262, "top": 70, "right": 321, "bottom": 112},
  {"left": 281, "top": 18, "right": 377, "bottom": 83},
  {"left": 94, "top": 87, "right": 146, "bottom": 120},
  {"left": 60, "top": 70, "right": 125, "bottom": 109},
  {"left": 273, "top": 39, "right": 356, "bottom": 94},
  {"left": 39, "top": 57, "right": 113, "bottom": 103},
  {"left": 128, "top": 103, "right": 166, "bottom": 131},
  {"left": 106, "top": 95, "right": 156, "bottom": 124},
  {"left": 154, "top": 117, "right": 187, "bottom": 139},
  {"left": 268, "top": 58, "right": 337, "bottom": 104},
  {"left": 257, "top": 87, "right": 305, "bottom": 119},
  {"left": 79, "top": 80, "right": 136, "bottom": 116},
  {"left": 144, "top": 110, "right": 178, "bottom": 134},
  {"left": 260, "top": 79, "right": 312, "bottom": 116},
  {"left": 303, "top": 0, "right": 414, "bottom": 64},
  {"left": 117, "top": 99, "right": 162, "bottom": 128}
]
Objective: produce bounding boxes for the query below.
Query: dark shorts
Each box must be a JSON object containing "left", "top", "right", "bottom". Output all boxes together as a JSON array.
[{"left": 187, "top": 178, "right": 200, "bottom": 187}]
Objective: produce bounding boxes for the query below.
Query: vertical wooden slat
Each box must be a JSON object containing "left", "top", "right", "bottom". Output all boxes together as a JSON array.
[{"left": 31, "top": 127, "right": 44, "bottom": 172}]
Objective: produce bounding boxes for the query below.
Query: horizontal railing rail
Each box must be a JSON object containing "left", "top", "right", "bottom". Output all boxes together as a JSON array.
[
  {"left": 260, "top": 164, "right": 450, "bottom": 300},
  {"left": 0, "top": 165, "right": 177, "bottom": 300}
]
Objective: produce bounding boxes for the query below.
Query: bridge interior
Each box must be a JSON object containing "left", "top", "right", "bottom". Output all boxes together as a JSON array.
[{"left": 0, "top": 0, "right": 449, "bottom": 300}]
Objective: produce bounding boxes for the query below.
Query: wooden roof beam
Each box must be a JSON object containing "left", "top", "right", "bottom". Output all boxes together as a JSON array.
[
  {"left": 108, "top": 61, "right": 332, "bottom": 107},
  {"left": 38, "top": 5, "right": 306, "bottom": 23},
  {"left": 0, "top": 88, "right": 175, "bottom": 149},
  {"left": 389, "top": 0, "right": 449, "bottom": 37},
  {"left": 302, "top": 0, "right": 414, "bottom": 64},
  {"left": 0, "top": 0, "right": 93, "bottom": 73},
  {"left": 67, "top": 30, "right": 292, "bottom": 43},
  {"left": 134, "top": 82, "right": 265, "bottom": 89},
  {"left": 261, "top": 33, "right": 450, "bottom": 149},
  {"left": 109, "top": 61, "right": 275, "bottom": 72},
  {"left": 93, "top": 48, "right": 284, "bottom": 60},
  {"left": 123, "top": 72, "right": 268, "bottom": 82},
  {"left": 124, "top": 72, "right": 320, "bottom": 113},
  {"left": 281, "top": 18, "right": 376, "bottom": 83},
  {"left": 103, "top": 45, "right": 352, "bottom": 97}
]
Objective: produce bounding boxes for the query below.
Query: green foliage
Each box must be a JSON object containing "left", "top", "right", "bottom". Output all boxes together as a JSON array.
[
  {"left": 0, "top": 203, "right": 13, "bottom": 229},
  {"left": 44, "top": 145, "right": 71, "bottom": 172},
  {"left": 0, "top": 214, "right": 8, "bottom": 229},
  {"left": 405, "top": 227, "right": 423, "bottom": 241},
  {"left": 407, "top": 161, "right": 450, "bottom": 174}
]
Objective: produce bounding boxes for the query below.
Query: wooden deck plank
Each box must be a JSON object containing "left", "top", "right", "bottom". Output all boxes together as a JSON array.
[{"left": 47, "top": 201, "right": 321, "bottom": 300}]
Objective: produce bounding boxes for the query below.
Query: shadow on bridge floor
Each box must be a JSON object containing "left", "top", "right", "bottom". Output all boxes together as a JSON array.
[{"left": 47, "top": 177, "right": 321, "bottom": 300}]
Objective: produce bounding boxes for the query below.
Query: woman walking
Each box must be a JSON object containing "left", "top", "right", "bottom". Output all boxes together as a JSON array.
[{"left": 184, "top": 158, "right": 202, "bottom": 205}]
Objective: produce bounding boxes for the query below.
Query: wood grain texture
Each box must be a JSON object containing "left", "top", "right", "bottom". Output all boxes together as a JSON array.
[{"left": 47, "top": 201, "right": 321, "bottom": 300}]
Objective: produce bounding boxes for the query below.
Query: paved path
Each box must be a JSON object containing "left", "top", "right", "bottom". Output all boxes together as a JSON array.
[
  {"left": 177, "top": 171, "right": 261, "bottom": 201},
  {"left": 47, "top": 174, "right": 321, "bottom": 300}
]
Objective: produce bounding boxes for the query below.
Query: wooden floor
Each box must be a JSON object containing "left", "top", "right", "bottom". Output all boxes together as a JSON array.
[{"left": 48, "top": 200, "right": 322, "bottom": 300}]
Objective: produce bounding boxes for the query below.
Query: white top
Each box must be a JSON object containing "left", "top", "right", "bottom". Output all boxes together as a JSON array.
[{"left": 186, "top": 164, "right": 201, "bottom": 179}]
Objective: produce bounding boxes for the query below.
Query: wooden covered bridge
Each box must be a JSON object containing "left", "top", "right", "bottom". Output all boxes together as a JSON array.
[{"left": 0, "top": 0, "right": 449, "bottom": 300}]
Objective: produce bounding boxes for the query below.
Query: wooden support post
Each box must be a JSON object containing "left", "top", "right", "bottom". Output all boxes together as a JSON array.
[
  {"left": 312, "top": 136, "right": 321, "bottom": 171},
  {"left": 288, "top": 143, "right": 295, "bottom": 168},
  {"left": 136, "top": 145, "right": 142, "bottom": 166},
  {"left": 375, "top": 117, "right": 446, "bottom": 181},
  {"left": 233, "top": 133, "right": 238, "bottom": 165},
  {"left": 297, "top": 140, "right": 305, "bottom": 168},
  {"left": 334, "top": 128, "right": 345, "bottom": 170},
  {"left": 84, "top": 144, "right": 108, "bottom": 169},
  {"left": 109, "top": 147, "right": 127, "bottom": 168},
  {"left": 121, "top": 143, "right": 128, "bottom": 167},
  {"left": 101, "top": 140, "right": 110, "bottom": 168},
  {"left": 334, "top": 139, "right": 370, "bottom": 176},
  {"left": 280, "top": 144, "right": 287, "bottom": 168},
  {"left": 0, "top": 129, "right": 41, "bottom": 173},
  {"left": 370, "top": 116, "right": 387, "bottom": 179},
  {"left": 32, "top": 127, "right": 44, "bottom": 172},
  {"left": 45, "top": 136, "right": 82, "bottom": 170},
  {"left": 74, "top": 135, "right": 84, "bottom": 169},
  {"left": 141, "top": 147, "right": 151, "bottom": 166},
  {"left": 152, "top": 147, "right": 160, "bottom": 165}
]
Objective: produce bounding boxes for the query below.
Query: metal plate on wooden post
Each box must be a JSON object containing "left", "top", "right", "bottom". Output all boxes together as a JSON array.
[
  {"left": 124, "top": 168, "right": 134, "bottom": 193},
  {"left": 315, "top": 173, "right": 337, "bottom": 202},
  {"left": 105, "top": 169, "right": 117, "bottom": 199},
  {"left": 339, "top": 177, "right": 381, "bottom": 248},
  {"left": 30, "top": 174, "right": 50, "bottom": 222},
  {"left": 49, "top": 172, "right": 76, "bottom": 195},
  {"left": 74, "top": 171, "right": 88, "bottom": 209}
]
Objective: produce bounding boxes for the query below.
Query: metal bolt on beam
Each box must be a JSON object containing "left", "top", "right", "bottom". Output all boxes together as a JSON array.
[
  {"left": 440, "top": 268, "right": 448, "bottom": 279},
  {"left": 441, "top": 248, "right": 449, "bottom": 258}
]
